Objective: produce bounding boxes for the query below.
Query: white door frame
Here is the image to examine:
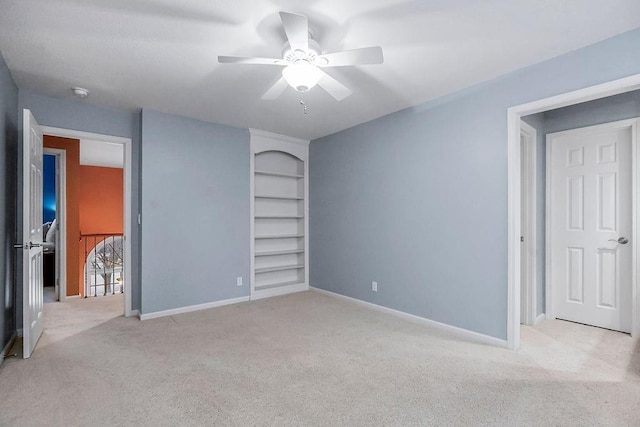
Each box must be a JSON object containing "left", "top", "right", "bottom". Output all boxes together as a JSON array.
[
  {"left": 520, "top": 121, "right": 537, "bottom": 326},
  {"left": 40, "top": 126, "right": 135, "bottom": 317},
  {"left": 42, "top": 147, "right": 67, "bottom": 302},
  {"left": 545, "top": 118, "right": 639, "bottom": 327},
  {"left": 507, "top": 73, "right": 640, "bottom": 350}
]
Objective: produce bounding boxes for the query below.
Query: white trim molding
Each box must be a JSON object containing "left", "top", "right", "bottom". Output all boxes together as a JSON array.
[
  {"left": 139, "top": 296, "right": 250, "bottom": 321},
  {"left": 507, "top": 72, "right": 640, "bottom": 350},
  {"left": 520, "top": 121, "right": 538, "bottom": 326},
  {"left": 251, "top": 283, "right": 308, "bottom": 301},
  {"left": 42, "top": 147, "right": 67, "bottom": 302},
  {"left": 534, "top": 313, "right": 546, "bottom": 326},
  {"left": 0, "top": 332, "right": 17, "bottom": 367},
  {"left": 39, "top": 126, "right": 135, "bottom": 317},
  {"left": 40, "top": 127, "right": 131, "bottom": 145},
  {"left": 311, "top": 287, "right": 508, "bottom": 348},
  {"left": 249, "top": 128, "right": 310, "bottom": 148}
]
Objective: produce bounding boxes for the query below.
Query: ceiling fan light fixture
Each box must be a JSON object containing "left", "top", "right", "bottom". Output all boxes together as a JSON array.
[
  {"left": 218, "top": 12, "right": 381, "bottom": 101},
  {"left": 72, "top": 87, "right": 89, "bottom": 98},
  {"left": 282, "top": 61, "right": 322, "bottom": 93}
]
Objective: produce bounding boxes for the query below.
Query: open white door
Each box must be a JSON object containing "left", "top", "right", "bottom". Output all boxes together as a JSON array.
[
  {"left": 21, "top": 109, "right": 45, "bottom": 358},
  {"left": 548, "top": 121, "right": 633, "bottom": 333}
]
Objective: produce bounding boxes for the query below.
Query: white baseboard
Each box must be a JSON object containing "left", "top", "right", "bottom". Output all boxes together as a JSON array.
[
  {"left": 140, "top": 296, "right": 250, "bottom": 321},
  {"left": 251, "top": 283, "right": 308, "bottom": 301},
  {"left": 310, "top": 287, "right": 509, "bottom": 348},
  {"left": 126, "top": 309, "right": 140, "bottom": 319},
  {"left": 0, "top": 332, "right": 17, "bottom": 367},
  {"left": 534, "top": 313, "right": 546, "bottom": 325},
  {"left": 16, "top": 328, "right": 23, "bottom": 337}
]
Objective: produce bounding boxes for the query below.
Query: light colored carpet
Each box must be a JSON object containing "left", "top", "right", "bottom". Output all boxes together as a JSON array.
[
  {"left": 43, "top": 287, "right": 56, "bottom": 304},
  {"left": 1, "top": 290, "right": 638, "bottom": 426}
]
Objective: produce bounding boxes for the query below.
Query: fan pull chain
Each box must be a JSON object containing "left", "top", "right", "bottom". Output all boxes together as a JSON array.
[{"left": 299, "top": 93, "right": 308, "bottom": 114}]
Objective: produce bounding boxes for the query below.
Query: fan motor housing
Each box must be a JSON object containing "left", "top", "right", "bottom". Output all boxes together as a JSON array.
[{"left": 282, "top": 39, "right": 322, "bottom": 64}]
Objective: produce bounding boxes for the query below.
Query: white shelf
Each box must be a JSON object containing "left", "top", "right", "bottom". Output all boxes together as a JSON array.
[
  {"left": 255, "top": 233, "right": 304, "bottom": 240},
  {"left": 255, "top": 170, "right": 303, "bottom": 179},
  {"left": 255, "top": 249, "right": 304, "bottom": 257},
  {"left": 255, "top": 280, "right": 304, "bottom": 291},
  {"left": 255, "top": 194, "right": 304, "bottom": 200},
  {"left": 255, "top": 215, "right": 304, "bottom": 219},
  {"left": 255, "top": 264, "right": 305, "bottom": 274}
]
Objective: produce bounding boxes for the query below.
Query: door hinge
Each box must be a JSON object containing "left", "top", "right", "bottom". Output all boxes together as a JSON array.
[{"left": 520, "top": 236, "right": 525, "bottom": 242}]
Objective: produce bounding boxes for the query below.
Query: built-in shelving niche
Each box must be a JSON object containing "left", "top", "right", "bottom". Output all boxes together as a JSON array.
[{"left": 250, "top": 130, "right": 309, "bottom": 300}]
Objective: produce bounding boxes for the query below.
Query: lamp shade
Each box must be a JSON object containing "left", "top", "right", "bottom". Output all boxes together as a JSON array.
[{"left": 282, "top": 61, "right": 322, "bottom": 93}]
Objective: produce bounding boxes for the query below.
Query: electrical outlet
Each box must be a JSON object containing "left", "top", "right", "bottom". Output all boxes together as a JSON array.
[
  {"left": 236, "top": 277, "right": 243, "bottom": 287},
  {"left": 372, "top": 281, "right": 378, "bottom": 292}
]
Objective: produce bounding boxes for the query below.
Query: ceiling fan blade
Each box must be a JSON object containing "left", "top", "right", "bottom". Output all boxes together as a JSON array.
[
  {"left": 218, "top": 56, "right": 285, "bottom": 65},
  {"left": 316, "top": 46, "right": 384, "bottom": 67},
  {"left": 279, "top": 11, "right": 309, "bottom": 51},
  {"left": 317, "top": 71, "right": 352, "bottom": 101},
  {"left": 261, "top": 77, "right": 289, "bottom": 100}
]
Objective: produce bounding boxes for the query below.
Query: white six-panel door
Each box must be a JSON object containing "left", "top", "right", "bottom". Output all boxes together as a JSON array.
[
  {"left": 549, "top": 121, "right": 633, "bottom": 333},
  {"left": 22, "top": 109, "right": 45, "bottom": 358}
]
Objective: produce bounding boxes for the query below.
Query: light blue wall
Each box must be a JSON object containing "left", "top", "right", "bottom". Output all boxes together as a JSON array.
[
  {"left": 17, "top": 91, "right": 142, "bottom": 319},
  {"left": 310, "top": 28, "right": 640, "bottom": 340},
  {"left": 140, "top": 110, "right": 250, "bottom": 314},
  {"left": 0, "top": 51, "right": 18, "bottom": 353},
  {"left": 521, "top": 113, "right": 546, "bottom": 317},
  {"left": 544, "top": 89, "right": 640, "bottom": 134}
]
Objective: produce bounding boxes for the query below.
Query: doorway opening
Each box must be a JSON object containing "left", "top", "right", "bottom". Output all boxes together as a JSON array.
[
  {"left": 42, "top": 148, "right": 66, "bottom": 304},
  {"left": 40, "top": 127, "right": 134, "bottom": 317},
  {"left": 508, "top": 75, "right": 640, "bottom": 350}
]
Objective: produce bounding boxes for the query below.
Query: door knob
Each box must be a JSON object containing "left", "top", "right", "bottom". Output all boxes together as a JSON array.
[
  {"left": 608, "top": 237, "right": 629, "bottom": 244},
  {"left": 13, "top": 242, "right": 43, "bottom": 249}
]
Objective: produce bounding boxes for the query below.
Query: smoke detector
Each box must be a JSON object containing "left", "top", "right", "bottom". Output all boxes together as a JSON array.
[{"left": 72, "top": 87, "right": 89, "bottom": 98}]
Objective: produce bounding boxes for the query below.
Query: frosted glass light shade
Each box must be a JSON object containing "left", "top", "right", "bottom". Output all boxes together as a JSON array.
[{"left": 282, "top": 61, "right": 322, "bottom": 92}]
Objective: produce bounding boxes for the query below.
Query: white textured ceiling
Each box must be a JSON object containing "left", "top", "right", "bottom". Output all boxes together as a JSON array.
[
  {"left": 2, "top": 0, "right": 640, "bottom": 140},
  {"left": 80, "top": 140, "right": 124, "bottom": 168}
]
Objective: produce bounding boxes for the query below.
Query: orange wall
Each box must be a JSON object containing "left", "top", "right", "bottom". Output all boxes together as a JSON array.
[
  {"left": 79, "top": 166, "right": 123, "bottom": 233},
  {"left": 77, "top": 166, "right": 123, "bottom": 295},
  {"left": 43, "top": 136, "right": 80, "bottom": 296}
]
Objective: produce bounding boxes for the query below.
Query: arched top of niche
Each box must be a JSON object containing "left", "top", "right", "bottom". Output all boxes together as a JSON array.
[
  {"left": 250, "top": 129, "right": 309, "bottom": 161},
  {"left": 255, "top": 150, "right": 304, "bottom": 177}
]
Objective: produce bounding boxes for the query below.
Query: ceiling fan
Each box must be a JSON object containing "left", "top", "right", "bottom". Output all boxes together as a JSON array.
[{"left": 218, "top": 11, "right": 384, "bottom": 101}]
